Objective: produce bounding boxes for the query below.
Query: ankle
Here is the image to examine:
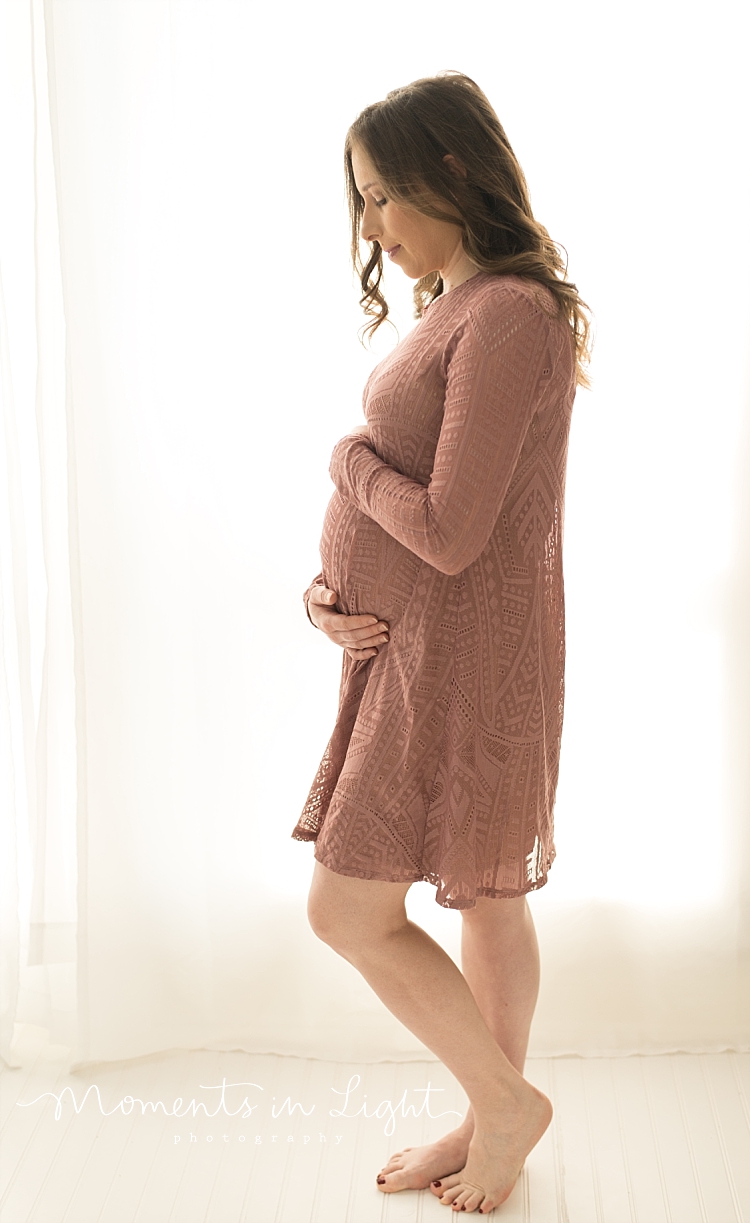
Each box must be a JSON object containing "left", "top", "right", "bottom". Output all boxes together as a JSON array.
[{"left": 471, "top": 1074, "right": 537, "bottom": 1119}]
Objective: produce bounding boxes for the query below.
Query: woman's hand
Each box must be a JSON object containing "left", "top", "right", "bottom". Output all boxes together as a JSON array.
[
  {"left": 347, "top": 424, "right": 370, "bottom": 437},
  {"left": 307, "top": 586, "right": 389, "bottom": 661}
]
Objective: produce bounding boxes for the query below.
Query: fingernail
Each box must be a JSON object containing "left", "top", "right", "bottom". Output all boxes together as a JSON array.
[{"left": 432, "top": 1180, "right": 441, "bottom": 1187}]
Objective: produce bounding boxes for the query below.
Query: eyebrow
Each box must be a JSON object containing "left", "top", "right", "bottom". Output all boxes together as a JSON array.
[{"left": 359, "top": 182, "right": 380, "bottom": 193}]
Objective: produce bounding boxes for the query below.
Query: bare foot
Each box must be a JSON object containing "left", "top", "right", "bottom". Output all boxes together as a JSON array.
[
  {"left": 376, "top": 1116, "right": 474, "bottom": 1193},
  {"left": 434, "top": 1080, "right": 552, "bottom": 1213}
]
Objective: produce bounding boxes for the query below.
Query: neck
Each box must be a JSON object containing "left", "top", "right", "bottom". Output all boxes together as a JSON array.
[{"left": 440, "top": 247, "right": 480, "bottom": 294}]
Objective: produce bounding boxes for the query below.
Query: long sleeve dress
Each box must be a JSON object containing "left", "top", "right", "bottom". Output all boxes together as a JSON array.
[{"left": 291, "top": 271, "right": 577, "bottom": 909}]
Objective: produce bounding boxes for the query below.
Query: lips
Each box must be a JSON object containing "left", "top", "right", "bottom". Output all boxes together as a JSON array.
[{"left": 384, "top": 245, "right": 401, "bottom": 258}]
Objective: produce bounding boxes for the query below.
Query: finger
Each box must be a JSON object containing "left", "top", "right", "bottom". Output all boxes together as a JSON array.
[
  {"left": 336, "top": 622, "right": 390, "bottom": 645},
  {"left": 309, "top": 586, "right": 338, "bottom": 605},
  {"left": 328, "top": 625, "right": 387, "bottom": 644},
  {"left": 335, "top": 635, "right": 389, "bottom": 655},
  {"left": 344, "top": 626, "right": 389, "bottom": 646},
  {"left": 340, "top": 613, "right": 386, "bottom": 629},
  {"left": 345, "top": 646, "right": 379, "bottom": 660},
  {"left": 333, "top": 623, "right": 388, "bottom": 648}
]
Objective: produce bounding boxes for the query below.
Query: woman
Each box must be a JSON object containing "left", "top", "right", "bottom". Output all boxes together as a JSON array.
[{"left": 292, "top": 71, "right": 591, "bottom": 1214}]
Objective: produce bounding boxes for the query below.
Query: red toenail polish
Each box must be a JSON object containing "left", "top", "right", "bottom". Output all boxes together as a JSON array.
[
  {"left": 377, "top": 1177, "right": 385, "bottom": 1184},
  {"left": 432, "top": 1180, "right": 441, "bottom": 1187}
]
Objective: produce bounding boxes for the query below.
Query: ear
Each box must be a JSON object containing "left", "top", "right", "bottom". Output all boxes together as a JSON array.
[{"left": 443, "top": 153, "right": 468, "bottom": 179}]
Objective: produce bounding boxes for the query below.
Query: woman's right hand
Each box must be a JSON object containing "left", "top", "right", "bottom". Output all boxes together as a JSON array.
[{"left": 307, "top": 586, "right": 389, "bottom": 661}]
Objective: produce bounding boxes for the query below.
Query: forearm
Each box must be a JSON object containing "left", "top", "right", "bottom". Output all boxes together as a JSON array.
[
  {"left": 329, "top": 301, "right": 553, "bottom": 578},
  {"left": 330, "top": 435, "right": 485, "bottom": 576}
]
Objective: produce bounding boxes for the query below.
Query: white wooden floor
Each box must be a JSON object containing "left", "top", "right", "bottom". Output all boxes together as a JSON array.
[{"left": 1, "top": 1028, "right": 748, "bottom": 1223}]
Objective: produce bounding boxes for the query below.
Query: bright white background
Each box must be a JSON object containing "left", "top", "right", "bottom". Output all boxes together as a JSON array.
[{"left": 1, "top": 0, "right": 748, "bottom": 1068}]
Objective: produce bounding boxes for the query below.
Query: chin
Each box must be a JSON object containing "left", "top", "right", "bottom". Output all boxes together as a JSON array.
[{"left": 403, "top": 262, "right": 437, "bottom": 281}]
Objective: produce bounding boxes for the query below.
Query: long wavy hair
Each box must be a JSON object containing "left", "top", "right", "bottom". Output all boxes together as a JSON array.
[{"left": 345, "top": 71, "right": 593, "bottom": 390}]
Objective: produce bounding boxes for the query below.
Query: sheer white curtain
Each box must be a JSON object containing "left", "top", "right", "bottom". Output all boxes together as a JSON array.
[
  {"left": 1, "top": 0, "right": 748, "bottom": 1071},
  {"left": 1, "top": 0, "right": 77, "bottom": 1065}
]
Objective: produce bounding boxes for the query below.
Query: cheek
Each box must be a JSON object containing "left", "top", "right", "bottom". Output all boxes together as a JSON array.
[
  {"left": 389, "top": 207, "right": 420, "bottom": 248},
  {"left": 395, "top": 213, "right": 445, "bottom": 266},
  {"left": 397, "top": 218, "right": 423, "bottom": 251}
]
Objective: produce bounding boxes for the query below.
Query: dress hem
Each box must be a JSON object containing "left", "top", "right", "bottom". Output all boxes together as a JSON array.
[{"left": 295, "top": 836, "right": 555, "bottom": 910}]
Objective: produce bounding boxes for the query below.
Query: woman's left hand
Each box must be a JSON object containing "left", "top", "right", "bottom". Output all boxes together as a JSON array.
[{"left": 348, "top": 424, "right": 370, "bottom": 436}]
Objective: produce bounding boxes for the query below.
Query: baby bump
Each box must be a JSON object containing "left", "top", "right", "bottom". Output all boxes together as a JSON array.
[{"left": 320, "top": 490, "right": 423, "bottom": 627}]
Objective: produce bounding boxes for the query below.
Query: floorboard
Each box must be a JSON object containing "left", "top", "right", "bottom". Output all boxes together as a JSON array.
[{"left": 1, "top": 1030, "right": 747, "bottom": 1222}]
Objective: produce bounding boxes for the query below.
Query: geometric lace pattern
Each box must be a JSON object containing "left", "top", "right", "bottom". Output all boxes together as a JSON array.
[{"left": 292, "top": 272, "right": 577, "bottom": 909}]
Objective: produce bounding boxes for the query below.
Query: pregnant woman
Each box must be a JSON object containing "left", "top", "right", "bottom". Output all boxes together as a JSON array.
[{"left": 292, "top": 71, "right": 591, "bottom": 1214}]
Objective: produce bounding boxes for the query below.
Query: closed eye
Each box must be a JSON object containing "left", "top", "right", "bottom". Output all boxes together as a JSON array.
[{"left": 375, "top": 198, "right": 387, "bottom": 207}]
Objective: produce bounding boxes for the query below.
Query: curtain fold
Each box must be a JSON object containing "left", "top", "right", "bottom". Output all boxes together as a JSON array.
[
  {"left": 0, "top": 0, "right": 77, "bottom": 1067},
  {"left": 1, "top": 0, "right": 748, "bottom": 1071}
]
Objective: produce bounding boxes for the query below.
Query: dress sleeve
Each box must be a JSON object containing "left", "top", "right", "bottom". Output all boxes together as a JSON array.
[
  {"left": 329, "top": 292, "right": 554, "bottom": 576},
  {"left": 302, "top": 571, "right": 326, "bottom": 627}
]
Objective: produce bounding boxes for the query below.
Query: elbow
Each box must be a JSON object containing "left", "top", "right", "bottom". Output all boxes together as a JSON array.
[
  {"left": 422, "top": 516, "right": 491, "bottom": 575},
  {"left": 428, "top": 539, "right": 489, "bottom": 576},
  {"left": 430, "top": 553, "right": 471, "bottom": 577}
]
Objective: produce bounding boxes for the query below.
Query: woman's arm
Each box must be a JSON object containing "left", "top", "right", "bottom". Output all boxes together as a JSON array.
[{"left": 329, "top": 290, "right": 554, "bottom": 576}]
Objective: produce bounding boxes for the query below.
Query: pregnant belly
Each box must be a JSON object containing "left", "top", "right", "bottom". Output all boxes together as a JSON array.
[{"left": 319, "top": 489, "right": 423, "bottom": 627}]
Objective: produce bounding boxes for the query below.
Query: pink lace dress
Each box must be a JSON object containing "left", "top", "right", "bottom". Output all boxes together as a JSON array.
[{"left": 292, "top": 272, "right": 577, "bottom": 909}]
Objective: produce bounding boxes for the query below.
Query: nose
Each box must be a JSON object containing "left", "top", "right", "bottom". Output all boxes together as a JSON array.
[{"left": 360, "top": 198, "right": 381, "bottom": 245}]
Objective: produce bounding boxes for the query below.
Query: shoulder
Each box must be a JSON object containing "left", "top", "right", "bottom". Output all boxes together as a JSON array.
[
  {"left": 445, "top": 276, "right": 554, "bottom": 368},
  {"left": 465, "top": 274, "right": 555, "bottom": 336},
  {"left": 433, "top": 274, "right": 567, "bottom": 373}
]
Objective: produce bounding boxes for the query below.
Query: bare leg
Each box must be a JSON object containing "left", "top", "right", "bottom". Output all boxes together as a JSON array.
[
  {"left": 308, "top": 864, "right": 551, "bottom": 1213},
  {"left": 378, "top": 895, "right": 541, "bottom": 1193},
  {"left": 462, "top": 895, "right": 541, "bottom": 1072}
]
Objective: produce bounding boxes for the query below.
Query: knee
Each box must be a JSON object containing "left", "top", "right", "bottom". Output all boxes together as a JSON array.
[
  {"left": 306, "top": 884, "right": 404, "bottom": 956},
  {"left": 307, "top": 863, "right": 410, "bottom": 954},
  {"left": 462, "top": 894, "right": 532, "bottom": 937},
  {"left": 306, "top": 889, "right": 346, "bottom": 949}
]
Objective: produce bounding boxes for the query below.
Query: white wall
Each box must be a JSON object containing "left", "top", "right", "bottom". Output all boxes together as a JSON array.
[{"left": 2, "top": 0, "right": 747, "bottom": 1067}]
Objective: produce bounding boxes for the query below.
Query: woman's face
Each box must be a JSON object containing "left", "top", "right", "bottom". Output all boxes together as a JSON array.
[{"left": 350, "top": 142, "right": 465, "bottom": 282}]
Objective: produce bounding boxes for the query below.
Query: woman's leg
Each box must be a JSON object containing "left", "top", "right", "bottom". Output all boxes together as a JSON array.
[
  {"left": 377, "top": 895, "right": 541, "bottom": 1192},
  {"left": 308, "top": 863, "right": 551, "bottom": 1214},
  {"left": 461, "top": 895, "right": 541, "bottom": 1071}
]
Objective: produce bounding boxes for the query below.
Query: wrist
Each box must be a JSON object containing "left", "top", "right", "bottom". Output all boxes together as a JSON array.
[{"left": 330, "top": 432, "right": 373, "bottom": 486}]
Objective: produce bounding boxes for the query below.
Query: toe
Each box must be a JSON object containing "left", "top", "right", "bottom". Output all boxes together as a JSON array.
[
  {"left": 440, "top": 1179, "right": 489, "bottom": 1212},
  {"left": 460, "top": 1186, "right": 486, "bottom": 1213},
  {"left": 379, "top": 1145, "right": 415, "bottom": 1176},
  {"left": 436, "top": 1173, "right": 462, "bottom": 1193},
  {"left": 439, "top": 1183, "right": 464, "bottom": 1206},
  {"left": 381, "top": 1157, "right": 405, "bottom": 1173},
  {"left": 376, "top": 1168, "right": 413, "bottom": 1193},
  {"left": 449, "top": 1187, "right": 474, "bottom": 1211}
]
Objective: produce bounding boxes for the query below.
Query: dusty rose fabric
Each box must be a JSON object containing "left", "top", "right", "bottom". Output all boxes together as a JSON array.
[{"left": 292, "top": 272, "right": 577, "bottom": 908}]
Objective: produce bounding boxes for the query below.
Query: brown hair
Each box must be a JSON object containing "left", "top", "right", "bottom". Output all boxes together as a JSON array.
[{"left": 345, "top": 71, "right": 593, "bottom": 390}]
